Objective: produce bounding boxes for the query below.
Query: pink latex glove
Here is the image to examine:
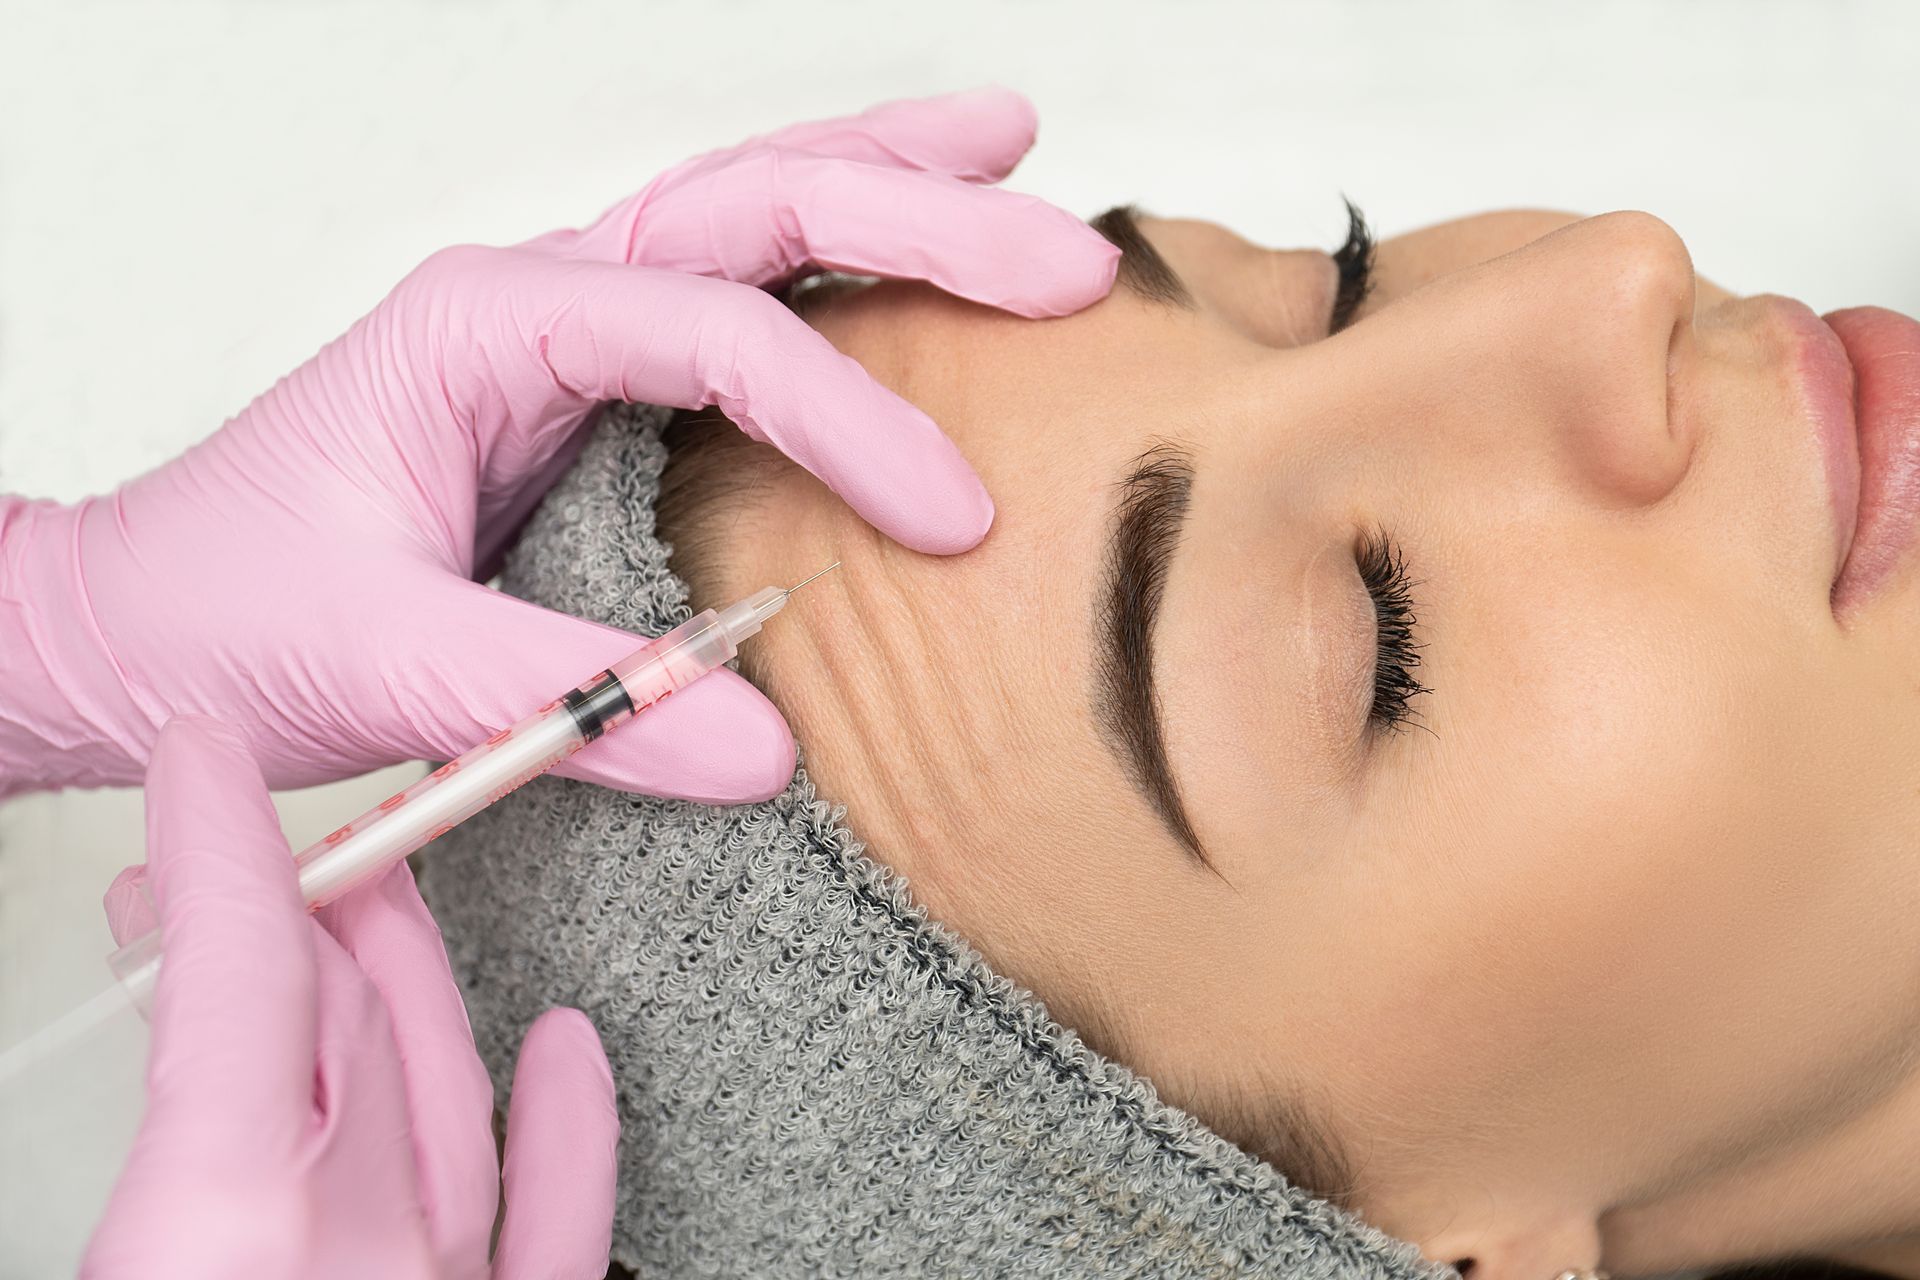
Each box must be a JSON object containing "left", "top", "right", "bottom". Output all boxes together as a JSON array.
[
  {"left": 0, "top": 89, "right": 1118, "bottom": 804},
  {"left": 84, "top": 716, "right": 618, "bottom": 1280}
]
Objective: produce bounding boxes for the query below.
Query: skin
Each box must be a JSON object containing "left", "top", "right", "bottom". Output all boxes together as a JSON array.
[{"left": 686, "top": 207, "right": 1920, "bottom": 1278}]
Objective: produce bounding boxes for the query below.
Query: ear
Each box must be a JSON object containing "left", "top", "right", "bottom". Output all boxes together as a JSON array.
[{"left": 1423, "top": 1210, "right": 1603, "bottom": 1280}]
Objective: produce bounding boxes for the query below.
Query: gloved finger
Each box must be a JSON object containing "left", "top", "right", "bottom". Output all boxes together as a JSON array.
[
  {"left": 530, "top": 148, "right": 1117, "bottom": 321},
  {"left": 102, "top": 863, "right": 157, "bottom": 946},
  {"left": 138, "top": 715, "right": 316, "bottom": 1177},
  {"left": 512, "top": 90, "right": 1118, "bottom": 317},
  {"left": 307, "top": 921, "right": 437, "bottom": 1260},
  {"left": 714, "top": 86, "right": 1042, "bottom": 181},
  {"left": 378, "top": 576, "right": 795, "bottom": 803},
  {"left": 317, "top": 863, "right": 498, "bottom": 1278},
  {"left": 640, "top": 149, "right": 1115, "bottom": 319},
  {"left": 473, "top": 414, "right": 597, "bottom": 583},
  {"left": 527, "top": 87, "right": 1061, "bottom": 263},
  {"left": 423, "top": 248, "right": 993, "bottom": 555},
  {"left": 491, "top": 1009, "right": 618, "bottom": 1280}
]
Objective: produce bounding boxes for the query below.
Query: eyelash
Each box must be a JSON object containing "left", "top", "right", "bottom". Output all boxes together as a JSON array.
[
  {"left": 1331, "top": 202, "right": 1418, "bottom": 734},
  {"left": 1354, "top": 529, "right": 1429, "bottom": 734},
  {"left": 1329, "top": 196, "right": 1377, "bottom": 334}
]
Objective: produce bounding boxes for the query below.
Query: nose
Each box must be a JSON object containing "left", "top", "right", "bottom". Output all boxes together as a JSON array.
[{"left": 1364, "top": 210, "right": 1700, "bottom": 509}]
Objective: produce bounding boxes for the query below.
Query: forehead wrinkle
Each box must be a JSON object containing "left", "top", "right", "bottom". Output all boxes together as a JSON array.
[{"left": 781, "top": 534, "right": 1023, "bottom": 859}]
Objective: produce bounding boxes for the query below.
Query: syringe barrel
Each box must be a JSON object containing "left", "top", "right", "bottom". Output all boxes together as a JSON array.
[
  {"left": 103, "top": 695, "right": 590, "bottom": 1006},
  {"left": 293, "top": 703, "right": 586, "bottom": 905},
  {"left": 294, "top": 607, "right": 729, "bottom": 906},
  {"left": 611, "top": 609, "right": 736, "bottom": 698},
  {"left": 103, "top": 608, "right": 737, "bottom": 1015}
]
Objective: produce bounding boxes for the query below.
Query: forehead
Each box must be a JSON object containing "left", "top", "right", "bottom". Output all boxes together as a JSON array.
[
  {"left": 800, "top": 274, "right": 1263, "bottom": 458},
  {"left": 789, "top": 278, "right": 1253, "bottom": 897}
]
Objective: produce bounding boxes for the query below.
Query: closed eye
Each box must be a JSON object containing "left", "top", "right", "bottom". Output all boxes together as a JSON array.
[
  {"left": 1329, "top": 196, "right": 1377, "bottom": 334},
  {"left": 1354, "top": 527, "right": 1430, "bottom": 735},
  {"left": 1093, "top": 197, "right": 1376, "bottom": 336}
]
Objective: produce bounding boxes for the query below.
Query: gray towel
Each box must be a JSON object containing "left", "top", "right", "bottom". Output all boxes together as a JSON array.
[{"left": 422, "top": 403, "right": 1452, "bottom": 1280}]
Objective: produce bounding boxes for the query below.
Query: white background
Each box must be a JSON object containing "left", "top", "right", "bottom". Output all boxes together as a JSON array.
[{"left": 1, "top": 0, "right": 1915, "bottom": 1273}]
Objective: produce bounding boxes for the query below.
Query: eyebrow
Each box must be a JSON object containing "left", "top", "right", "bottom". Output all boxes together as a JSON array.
[
  {"left": 1092, "top": 442, "right": 1217, "bottom": 875},
  {"left": 1090, "top": 205, "right": 1195, "bottom": 308}
]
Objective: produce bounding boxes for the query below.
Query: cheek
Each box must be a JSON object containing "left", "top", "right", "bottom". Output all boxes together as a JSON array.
[{"left": 1285, "top": 570, "right": 1919, "bottom": 1178}]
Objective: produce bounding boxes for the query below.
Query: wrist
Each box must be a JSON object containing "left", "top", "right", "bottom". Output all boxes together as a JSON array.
[{"left": 0, "top": 495, "right": 151, "bottom": 796}]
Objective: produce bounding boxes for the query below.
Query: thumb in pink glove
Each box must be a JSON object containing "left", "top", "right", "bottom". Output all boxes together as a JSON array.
[
  {"left": 0, "top": 88, "right": 1119, "bottom": 805},
  {"left": 84, "top": 715, "right": 619, "bottom": 1280}
]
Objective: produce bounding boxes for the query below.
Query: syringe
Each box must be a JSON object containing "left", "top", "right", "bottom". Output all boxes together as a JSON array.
[{"left": 0, "top": 564, "right": 838, "bottom": 1084}]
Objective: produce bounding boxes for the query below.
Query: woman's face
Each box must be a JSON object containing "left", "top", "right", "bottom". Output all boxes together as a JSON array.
[{"left": 709, "top": 206, "right": 1920, "bottom": 1269}]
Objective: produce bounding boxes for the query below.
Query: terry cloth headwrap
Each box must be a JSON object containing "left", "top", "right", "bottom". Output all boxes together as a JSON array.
[{"left": 423, "top": 403, "right": 1453, "bottom": 1280}]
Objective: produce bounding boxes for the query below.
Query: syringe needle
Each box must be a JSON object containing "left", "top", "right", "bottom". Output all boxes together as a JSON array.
[{"left": 784, "top": 560, "right": 842, "bottom": 597}]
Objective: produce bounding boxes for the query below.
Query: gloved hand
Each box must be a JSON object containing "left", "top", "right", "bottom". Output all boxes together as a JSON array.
[
  {"left": 84, "top": 716, "right": 618, "bottom": 1280},
  {"left": 0, "top": 89, "right": 1118, "bottom": 803}
]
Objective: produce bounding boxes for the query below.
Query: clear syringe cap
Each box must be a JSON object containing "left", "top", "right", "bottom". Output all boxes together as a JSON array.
[{"left": 715, "top": 561, "right": 840, "bottom": 646}]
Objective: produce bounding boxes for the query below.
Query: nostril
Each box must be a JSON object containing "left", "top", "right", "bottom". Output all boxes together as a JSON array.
[
  {"left": 1667, "top": 315, "right": 1689, "bottom": 443},
  {"left": 1665, "top": 307, "right": 1707, "bottom": 478}
]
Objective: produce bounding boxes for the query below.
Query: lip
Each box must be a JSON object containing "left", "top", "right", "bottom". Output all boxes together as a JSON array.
[
  {"left": 1821, "top": 305, "right": 1920, "bottom": 618},
  {"left": 1776, "top": 297, "right": 1862, "bottom": 591}
]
